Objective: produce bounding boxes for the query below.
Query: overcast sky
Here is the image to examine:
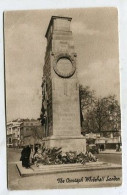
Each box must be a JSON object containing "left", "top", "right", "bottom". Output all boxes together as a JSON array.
[{"left": 4, "top": 7, "right": 120, "bottom": 121}]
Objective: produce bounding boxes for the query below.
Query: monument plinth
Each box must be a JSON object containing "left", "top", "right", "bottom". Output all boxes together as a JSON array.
[{"left": 41, "top": 16, "right": 86, "bottom": 153}]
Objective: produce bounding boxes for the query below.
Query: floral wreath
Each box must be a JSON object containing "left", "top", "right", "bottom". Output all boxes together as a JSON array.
[{"left": 53, "top": 53, "right": 76, "bottom": 78}]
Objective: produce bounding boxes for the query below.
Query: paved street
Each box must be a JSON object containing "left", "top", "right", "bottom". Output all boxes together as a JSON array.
[
  {"left": 7, "top": 148, "right": 122, "bottom": 190},
  {"left": 96, "top": 153, "right": 122, "bottom": 165}
]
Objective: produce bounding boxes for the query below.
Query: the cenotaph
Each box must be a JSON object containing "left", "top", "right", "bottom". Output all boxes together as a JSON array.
[{"left": 41, "top": 16, "right": 86, "bottom": 153}]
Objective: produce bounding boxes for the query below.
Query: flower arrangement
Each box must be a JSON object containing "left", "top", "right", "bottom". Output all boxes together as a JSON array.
[{"left": 33, "top": 144, "right": 98, "bottom": 167}]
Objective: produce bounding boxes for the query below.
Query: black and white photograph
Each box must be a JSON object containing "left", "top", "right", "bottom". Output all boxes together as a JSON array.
[{"left": 4, "top": 7, "right": 122, "bottom": 190}]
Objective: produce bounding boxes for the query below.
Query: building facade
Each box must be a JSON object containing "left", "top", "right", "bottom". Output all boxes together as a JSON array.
[
  {"left": 7, "top": 119, "right": 43, "bottom": 147},
  {"left": 20, "top": 119, "right": 43, "bottom": 146},
  {"left": 7, "top": 120, "right": 22, "bottom": 147}
]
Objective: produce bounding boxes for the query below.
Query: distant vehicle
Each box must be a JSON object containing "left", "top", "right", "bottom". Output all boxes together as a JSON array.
[{"left": 89, "top": 144, "right": 99, "bottom": 154}]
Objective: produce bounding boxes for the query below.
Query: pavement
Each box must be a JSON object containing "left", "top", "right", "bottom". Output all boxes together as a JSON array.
[{"left": 99, "top": 149, "right": 122, "bottom": 154}]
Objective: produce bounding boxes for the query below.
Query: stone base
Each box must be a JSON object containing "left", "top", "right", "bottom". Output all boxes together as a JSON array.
[
  {"left": 16, "top": 161, "right": 122, "bottom": 177},
  {"left": 42, "top": 135, "right": 86, "bottom": 153},
  {"left": 16, "top": 162, "right": 122, "bottom": 189}
]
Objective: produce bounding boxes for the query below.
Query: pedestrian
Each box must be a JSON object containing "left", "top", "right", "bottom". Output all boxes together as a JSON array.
[
  {"left": 100, "top": 144, "right": 103, "bottom": 151},
  {"left": 25, "top": 145, "right": 31, "bottom": 168},
  {"left": 34, "top": 144, "right": 38, "bottom": 155},
  {"left": 20, "top": 145, "right": 26, "bottom": 167},
  {"left": 29, "top": 145, "right": 34, "bottom": 165},
  {"left": 20, "top": 145, "right": 31, "bottom": 168},
  {"left": 34, "top": 148, "right": 43, "bottom": 167}
]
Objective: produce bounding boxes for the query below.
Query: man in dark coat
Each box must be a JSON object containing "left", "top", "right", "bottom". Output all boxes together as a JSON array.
[
  {"left": 20, "top": 145, "right": 31, "bottom": 168},
  {"left": 20, "top": 146, "right": 26, "bottom": 167}
]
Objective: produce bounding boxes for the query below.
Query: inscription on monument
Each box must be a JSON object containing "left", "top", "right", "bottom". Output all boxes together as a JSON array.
[{"left": 53, "top": 77, "right": 80, "bottom": 136}]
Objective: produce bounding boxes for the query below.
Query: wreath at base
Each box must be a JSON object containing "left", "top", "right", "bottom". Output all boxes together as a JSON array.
[{"left": 32, "top": 144, "right": 98, "bottom": 167}]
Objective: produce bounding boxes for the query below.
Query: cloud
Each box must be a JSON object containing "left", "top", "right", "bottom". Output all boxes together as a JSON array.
[
  {"left": 71, "top": 21, "right": 100, "bottom": 36},
  {"left": 78, "top": 59, "right": 120, "bottom": 100}
]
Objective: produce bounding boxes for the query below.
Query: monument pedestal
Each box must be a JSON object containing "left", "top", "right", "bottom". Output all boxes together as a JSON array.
[{"left": 43, "top": 135, "right": 86, "bottom": 153}]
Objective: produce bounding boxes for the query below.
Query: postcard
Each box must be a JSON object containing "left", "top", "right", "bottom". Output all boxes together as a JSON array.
[{"left": 4, "top": 7, "right": 122, "bottom": 190}]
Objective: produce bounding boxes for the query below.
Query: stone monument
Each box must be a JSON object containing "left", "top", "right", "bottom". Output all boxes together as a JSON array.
[{"left": 41, "top": 16, "right": 86, "bottom": 153}]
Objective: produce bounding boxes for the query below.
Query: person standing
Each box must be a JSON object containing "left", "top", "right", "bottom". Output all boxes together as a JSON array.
[
  {"left": 29, "top": 145, "right": 34, "bottom": 165},
  {"left": 20, "top": 145, "right": 31, "bottom": 168},
  {"left": 25, "top": 145, "right": 31, "bottom": 168},
  {"left": 20, "top": 145, "right": 26, "bottom": 167}
]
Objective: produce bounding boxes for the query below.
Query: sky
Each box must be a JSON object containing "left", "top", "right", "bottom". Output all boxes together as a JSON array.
[{"left": 4, "top": 7, "right": 120, "bottom": 121}]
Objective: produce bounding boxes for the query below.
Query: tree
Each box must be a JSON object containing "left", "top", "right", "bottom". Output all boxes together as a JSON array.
[
  {"left": 79, "top": 85, "right": 95, "bottom": 110},
  {"left": 82, "top": 94, "right": 121, "bottom": 134},
  {"left": 79, "top": 85, "right": 96, "bottom": 128}
]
